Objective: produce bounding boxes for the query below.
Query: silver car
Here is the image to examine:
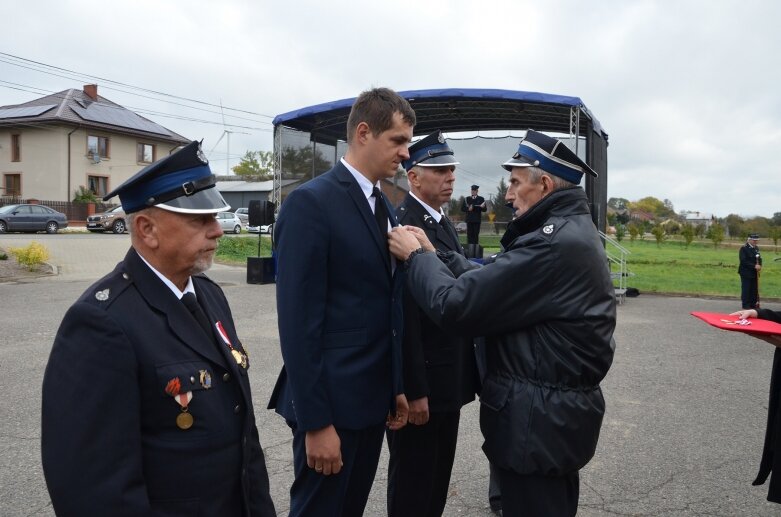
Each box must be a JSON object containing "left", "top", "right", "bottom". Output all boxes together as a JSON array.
[
  {"left": 215, "top": 212, "right": 242, "bottom": 234},
  {"left": 234, "top": 207, "right": 249, "bottom": 225}
]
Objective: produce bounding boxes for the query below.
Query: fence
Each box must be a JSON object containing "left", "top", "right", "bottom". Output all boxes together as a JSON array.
[{"left": 0, "top": 197, "right": 116, "bottom": 222}]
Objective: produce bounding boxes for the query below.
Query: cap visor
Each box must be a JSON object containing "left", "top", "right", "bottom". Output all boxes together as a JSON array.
[
  {"left": 155, "top": 187, "right": 231, "bottom": 214},
  {"left": 415, "top": 155, "right": 460, "bottom": 168},
  {"left": 501, "top": 157, "right": 536, "bottom": 172}
]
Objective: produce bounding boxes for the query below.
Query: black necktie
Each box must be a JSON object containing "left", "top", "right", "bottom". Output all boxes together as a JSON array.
[
  {"left": 181, "top": 292, "right": 212, "bottom": 338},
  {"left": 372, "top": 187, "right": 390, "bottom": 264},
  {"left": 439, "top": 215, "right": 460, "bottom": 250}
]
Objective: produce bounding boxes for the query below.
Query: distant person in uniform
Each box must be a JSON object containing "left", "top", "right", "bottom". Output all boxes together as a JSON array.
[
  {"left": 388, "top": 129, "right": 616, "bottom": 517},
  {"left": 461, "top": 184, "right": 486, "bottom": 245},
  {"left": 388, "top": 130, "right": 479, "bottom": 516},
  {"left": 739, "top": 233, "right": 762, "bottom": 309},
  {"left": 269, "top": 87, "right": 412, "bottom": 517},
  {"left": 41, "top": 141, "right": 276, "bottom": 516}
]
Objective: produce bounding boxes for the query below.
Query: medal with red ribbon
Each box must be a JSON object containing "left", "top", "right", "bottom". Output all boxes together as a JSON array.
[
  {"left": 164, "top": 377, "right": 194, "bottom": 430},
  {"left": 215, "top": 321, "right": 248, "bottom": 369}
]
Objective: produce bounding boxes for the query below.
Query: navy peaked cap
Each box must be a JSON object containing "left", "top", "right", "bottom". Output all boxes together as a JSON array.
[
  {"left": 103, "top": 140, "right": 230, "bottom": 214},
  {"left": 749, "top": 233, "right": 760, "bottom": 240},
  {"left": 402, "top": 130, "right": 459, "bottom": 171},
  {"left": 471, "top": 185, "right": 479, "bottom": 190},
  {"left": 502, "top": 130, "right": 597, "bottom": 183}
]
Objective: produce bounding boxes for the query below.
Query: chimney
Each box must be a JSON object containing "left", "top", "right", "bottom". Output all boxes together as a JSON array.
[{"left": 83, "top": 84, "right": 98, "bottom": 100}]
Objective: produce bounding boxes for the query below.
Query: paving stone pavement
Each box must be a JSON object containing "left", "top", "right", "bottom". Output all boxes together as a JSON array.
[{"left": 1, "top": 234, "right": 780, "bottom": 516}]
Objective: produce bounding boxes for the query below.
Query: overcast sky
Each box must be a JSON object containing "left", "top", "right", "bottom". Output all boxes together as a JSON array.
[{"left": 2, "top": 0, "right": 779, "bottom": 217}]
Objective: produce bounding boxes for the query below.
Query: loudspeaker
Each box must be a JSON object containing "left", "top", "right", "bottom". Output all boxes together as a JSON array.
[
  {"left": 465, "top": 244, "right": 483, "bottom": 259},
  {"left": 249, "top": 200, "right": 275, "bottom": 227},
  {"left": 247, "top": 257, "right": 276, "bottom": 284}
]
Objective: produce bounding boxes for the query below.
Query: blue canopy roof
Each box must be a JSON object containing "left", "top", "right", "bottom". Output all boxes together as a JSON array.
[{"left": 273, "top": 88, "right": 605, "bottom": 144}]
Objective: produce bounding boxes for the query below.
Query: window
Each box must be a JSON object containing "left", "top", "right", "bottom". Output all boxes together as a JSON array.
[
  {"left": 3, "top": 174, "right": 21, "bottom": 196},
  {"left": 87, "top": 135, "right": 109, "bottom": 158},
  {"left": 137, "top": 143, "right": 156, "bottom": 163},
  {"left": 87, "top": 175, "right": 109, "bottom": 197},
  {"left": 11, "top": 134, "right": 20, "bottom": 162}
]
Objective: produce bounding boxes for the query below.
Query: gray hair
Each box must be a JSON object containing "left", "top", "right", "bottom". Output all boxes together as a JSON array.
[{"left": 525, "top": 166, "right": 576, "bottom": 191}]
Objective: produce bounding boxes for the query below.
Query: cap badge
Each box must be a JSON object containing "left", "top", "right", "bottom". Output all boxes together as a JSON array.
[
  {"left": 95, "top": 288, "right": 110, "bottom": 301},
  {"left": 437, "top": 133, "right": 445, "bottom": 144},
  {"left": 196, "top": 146, "right": 208, "bottom": 164},
  {"left": 542, "top": 224, "right": 554, "bottom": 234}
]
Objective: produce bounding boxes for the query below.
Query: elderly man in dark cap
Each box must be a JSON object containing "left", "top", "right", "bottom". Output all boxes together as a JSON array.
[
  {"left": 388, "top": 130, "right": 616, "bottom": 516},
  {"left": 739, "top": 233, "right": 762, "bottom": 309},
  {"left": 386, "top": 130, "right": 479, "bottom": 516},
  {"left": 42, "top": 141, "right": 276, "bottom": 516}
]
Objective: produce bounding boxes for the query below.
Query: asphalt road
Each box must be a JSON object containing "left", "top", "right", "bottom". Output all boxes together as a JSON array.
[{"left": 1, "top": 233, "right": 779, "bottom": 516}]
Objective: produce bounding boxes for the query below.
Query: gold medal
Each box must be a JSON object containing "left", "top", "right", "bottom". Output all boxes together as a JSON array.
[
  {"left": 231, "top": 349, "right": 248, "bottom": 369},
  {"left": 176, "top": 411, "right": 194, "bottom": 430}
]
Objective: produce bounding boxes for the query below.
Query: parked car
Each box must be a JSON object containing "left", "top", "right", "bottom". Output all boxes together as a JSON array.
[
  {"left": 0, "top": 204, "right": 68, "bottom": 234},
  {"left": 247, "top": 223, "right": 272, "bottom": 234},
  {"left": 234, "top": 207, "right": 249, "bottom": 225},
  {"left": 86, "top": 205, "right": 127, "bottom": 234},
  {"left": 215, "top": 212, "right": 242, "bottom": 234},
  {"left": 455, "top": 222, "right": 467, "bottom": 233}
]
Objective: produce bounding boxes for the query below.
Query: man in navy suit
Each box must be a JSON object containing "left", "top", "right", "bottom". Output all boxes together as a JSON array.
[
  {"left": 42, "top": 141, "right": 276, "bottom": 516},
  {"left": 387, "top": 131, "right": 479, "bottom": 516},
  {"left": 269, "top": 87, "right": 414, "bottom": 516}
]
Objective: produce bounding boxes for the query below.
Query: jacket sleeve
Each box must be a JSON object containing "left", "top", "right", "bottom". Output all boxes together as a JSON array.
[
  {"left": 42, "top": 302, "right": 156, "bottom": 517},
  {"left": 274, "top": 187, "right": 333, "bottom": 431},
  {"left": 400, "top": 280, "right": 429, "bottom": 400}
]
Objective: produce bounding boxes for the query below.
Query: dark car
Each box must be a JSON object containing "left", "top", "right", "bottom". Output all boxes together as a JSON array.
[
  {"left": 87, "top": 206, "right": 127, "bottom": 234},
  {"left": 0, "top": 204, "right": 68, "bottom": 234}
]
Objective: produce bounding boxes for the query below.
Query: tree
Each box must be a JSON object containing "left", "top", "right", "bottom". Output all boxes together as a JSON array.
[
  {"left": 615, "top": 224, "right": 626, "bottom": 242},
  {"left": 628, "top": 223, "right": 641, "bottom": 243},
  {"left": 768, "top": 226, "right": 781, "bottom": 252},
  {"left": 493, "top": 177, "right": 513, "bottom": 223},
  {"left": 773, "top": 212, "right": 781, "bottom": 226},
  {"left": 651, "top": 224, "right": 666, "bottom": 248},
  {"left": 608, "top": 197, "right": 629, "bottom": 210},
  {"left": 281, "top": 146, "right": 331, "bottom": 177},
  {"left": 707, "top": 223, "right": 725, "bottom": 249},
  {"left": 681, "top": 223, "right": 695, "bottom": 249},
  {"left": 232, "top": 150, "right": 274, "bottom": 180},
  {"left": 627, "top": 196, "right": 676, "bottom": 219},
  {"left": 724, "top": 214, "right": 745, "bottom": 239}
]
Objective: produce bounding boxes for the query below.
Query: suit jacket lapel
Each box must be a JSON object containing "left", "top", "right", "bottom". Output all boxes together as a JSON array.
[
  {"left": 123, "top": 249, "right": 228, "bottom": 368},
  {"left": 335, "top": 164, "right": 392, "bottom": 275}
]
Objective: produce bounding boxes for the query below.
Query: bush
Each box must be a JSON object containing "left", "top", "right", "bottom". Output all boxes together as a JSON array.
[
  {"left": 9, "top": 242, "right": 50, "bottom": 271},
  {"left": 0, "top": 252, "right": 7, "bottom": 260}
]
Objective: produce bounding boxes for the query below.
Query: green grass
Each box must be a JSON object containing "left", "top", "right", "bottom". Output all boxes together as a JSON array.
[
  {"left": 215, "top": 235, "right": 273, "bottom": 265},
  {"left": 470, "top": 233, "right": 781, "bottom": 299}
]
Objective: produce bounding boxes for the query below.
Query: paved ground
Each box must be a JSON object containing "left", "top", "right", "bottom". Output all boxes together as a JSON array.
[{"left": 1, "top": 234, "right": 780, "bottom": 516}]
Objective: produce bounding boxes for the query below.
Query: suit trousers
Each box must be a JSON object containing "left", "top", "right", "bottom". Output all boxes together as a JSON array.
[
  {"left": 466, "top": 222, "right": 481, "bottom": 245},
  {"left": 386, "top": 411, "right": 460, "bottom": 517},
  {"left": 741, "top": 275, "right": 759, "bottom": 309},
  {"left": 495, "top": 466, "right": 579, "bottom": 517},
  {"left": 289, "top": 422, "right": 385, "bottom": 517}
]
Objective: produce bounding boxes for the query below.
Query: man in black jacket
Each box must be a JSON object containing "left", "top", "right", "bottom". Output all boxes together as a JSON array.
[
  {"left": 738, "top": 233, "right": 762, "bottom": 309},
  {"left": 388, "top": 130, "right": 616, "bottom": 517},
  {"left": 387, "top": 130, "right": 479, "bottom": 516},
  {"left": 461, "top": 184, "right": 486, "bottom": 245},
  {"left": 42, "top": 142, "right": 276, "bottom": 516}
]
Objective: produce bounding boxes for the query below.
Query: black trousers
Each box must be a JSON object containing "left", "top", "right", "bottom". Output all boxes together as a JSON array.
[
  {"left": 741, "top": 275, "right": 759, "bottom": 309},
  {"left": 288, "top": 422, "right": 385, "bottom": 517},
  {"left": 466, "top": 222, "right": 481, "bottom": 245},
  {"left": 386, "top": 411, "right": 461, "bottom": 517},
  {"left": 495, "top": 466, "right": 579, "bottom": 517}
]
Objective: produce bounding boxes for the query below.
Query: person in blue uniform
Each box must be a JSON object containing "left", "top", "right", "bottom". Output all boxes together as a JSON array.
[
  {"left": 41, "top": 141, "right": 276, "bottom": 516},
  {"left": 388, "top": 130, "right": 616, "bottom": 517},
  {"left": 387, "top": 130, "right": 479, "bottom": 516},
  {"left": 461, "top": 184, "right": 486, "bottom": 245},
  {"left": 738, "top": 233, "right": 762, "bottom": 309},
  {"left": 268, "top": 87, "right": 413, "bottom": 517}
]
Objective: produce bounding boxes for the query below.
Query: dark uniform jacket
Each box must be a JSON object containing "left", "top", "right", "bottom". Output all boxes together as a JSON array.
[
  {"left": 396, "top": 194, "right": 478, "bottom": 411},
  {"left": 739, "top": 242, "right": 762, "bottom": 278},
  {"left": 753, "top": 308, "right": 781, "bottom": 503},
  {"left": 42, "top": 248, "right": 275, "bottom": 517},
  {"left": 405, "top": 187, "right": 616, "bottom": 476},
  {"left": 461, "top": 195, "right": 486, "bottom": 223}
]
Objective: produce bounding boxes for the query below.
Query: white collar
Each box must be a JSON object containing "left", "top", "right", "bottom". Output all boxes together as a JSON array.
[
  {"left": 136, "top": 251, "right": 195, "bottom": 299},
  {"left": 341, "top": 157, "right": 380, "bottom": 201},
  {"left": 409, "top": 191, "right": 443, "bottom": 222}
]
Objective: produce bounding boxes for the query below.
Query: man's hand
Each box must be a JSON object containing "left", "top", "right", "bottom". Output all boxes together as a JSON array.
[
  {"left": 305, "top": 425, "right": 342, "bottom": 475},
  {"left": 389, "top": 227, "right": 431, "bottom": 260},
  {"left": 403, "top": 225, "right": 435, "bottom": 252},
  {"left": 756, "top": 264, "right": 762, "bottom": 271},
  {"left": 408, "top": 396, "right": 430, "bottom": 425},
  {"left": 730, "top": 309, "right": 758, "bottom": 320},
  {"left": 387, "top": 393, "right": 409, "bottom": 430}
]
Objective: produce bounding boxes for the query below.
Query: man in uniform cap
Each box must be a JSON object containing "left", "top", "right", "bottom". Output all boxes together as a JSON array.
[
  {"left": 739, "top": 233, "right": 763, "bottom": 309},
  {"left": 387, "top": 131, "right": 479, "bottom": 516},
  {"left": 461, "top": 184, "right": 487, "bottom": 245},
  {"left": 42, "top": 141, "right": 276, "bottom": 516},
  {"left": 388, "top": 129, "right": 616, "bottom": 516}
]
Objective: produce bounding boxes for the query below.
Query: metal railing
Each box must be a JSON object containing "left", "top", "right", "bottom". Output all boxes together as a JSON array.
[{"left": 599, "top": 230, "right": 631, "bottom": 303}]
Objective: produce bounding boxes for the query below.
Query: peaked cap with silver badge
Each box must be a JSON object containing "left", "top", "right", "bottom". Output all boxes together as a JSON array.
[
  {"left": 103, "top": 140, "right": 230, "bottom": 214},
  {"left": 502, "top": 129, "right": 597, "bottom": 184},
  {"left": 402, "top": 130, "right": 460, "bottom": 171}
]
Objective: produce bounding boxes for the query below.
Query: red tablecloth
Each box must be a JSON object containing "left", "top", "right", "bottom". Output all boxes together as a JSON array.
[{"left": 691, "top": 312, "right": 781, "bottom": 335}]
